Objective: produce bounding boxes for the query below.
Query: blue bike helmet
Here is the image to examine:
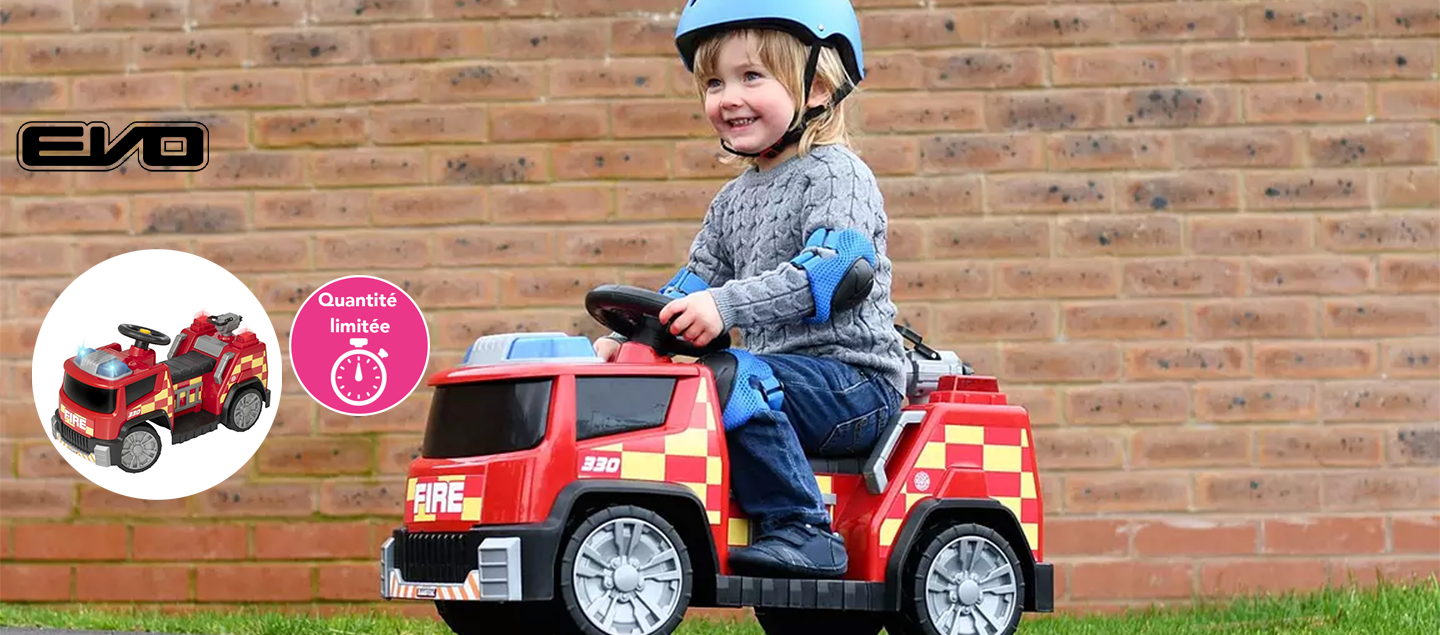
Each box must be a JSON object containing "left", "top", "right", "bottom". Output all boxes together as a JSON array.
[{"left": 675, "top": 0, "right": 866, "bottom": 159}]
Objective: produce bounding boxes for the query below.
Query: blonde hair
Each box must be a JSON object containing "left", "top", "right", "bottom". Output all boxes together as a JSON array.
[{"left": 691, "top": 28, "right": 856, "bottom": 169}]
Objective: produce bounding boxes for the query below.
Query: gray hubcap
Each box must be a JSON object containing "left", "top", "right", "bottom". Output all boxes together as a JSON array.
[
  {"left": 925, "top": 535, "right": 1018, "bottom": 635},
  {"left": 121, "top": 429, "right": 158, "bottom": 470},
  {"left": 572, "top": 517, "right": 684, "bottom": 635},
  {"left": 233, "top": 391, "right": 262, "bottom": 430}
]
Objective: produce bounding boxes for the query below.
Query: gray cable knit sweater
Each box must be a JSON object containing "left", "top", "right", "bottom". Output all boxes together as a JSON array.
[{"left": 658, "top": 144, "right": 908, "bottom": 399}]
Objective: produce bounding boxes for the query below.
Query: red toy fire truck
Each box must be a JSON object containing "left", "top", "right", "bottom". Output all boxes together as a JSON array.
[
  {"left": 52, "top": 312, "right": 270, "bottom": 473},
  {"left": 381, "top": 286, "right": 1052, "bottom": 635}
]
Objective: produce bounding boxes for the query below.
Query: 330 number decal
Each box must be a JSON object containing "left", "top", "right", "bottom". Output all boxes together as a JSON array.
[{"left": 580, "top": 455, "right": 621, "bottom": 474}]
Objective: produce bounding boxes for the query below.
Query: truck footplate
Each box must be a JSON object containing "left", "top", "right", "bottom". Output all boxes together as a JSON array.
[
  {"left": 713, "top": 575, "right": 887, "bottom": 611},
  {"left": 171, "top": 409, "right": 220, "bottom": 444}
]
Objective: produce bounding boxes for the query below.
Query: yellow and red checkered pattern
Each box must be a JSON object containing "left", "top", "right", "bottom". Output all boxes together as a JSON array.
[
  {"left": 726, "top": 474, "right": 838, "bottom": 548},
  {"left": 171, "top": 376, "right": 204, "bottom": 411},
  {"left": 876, "top": 423, "right": 1040, "bottom": 559},
  {"left": 125, "top": 371, "right": 172, "bottom": 420},
  {"left": 579, "top": 376, "right": 726, "bottom": 526},
  {"left": 220, "top": 351, "right": 268, "bottom": 405}
]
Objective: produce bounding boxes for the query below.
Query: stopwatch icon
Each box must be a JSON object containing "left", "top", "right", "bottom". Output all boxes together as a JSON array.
[{"left": 331, "top": 337, "right": 388, "bottom": 407}]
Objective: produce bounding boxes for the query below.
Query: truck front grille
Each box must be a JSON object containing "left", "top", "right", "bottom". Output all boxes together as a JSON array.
[
  {"left": 58, "top": 424, "right": 95, "bottom": 453},
  {"left": 395, "top": 532, "right": 472, "bottom": 584}
]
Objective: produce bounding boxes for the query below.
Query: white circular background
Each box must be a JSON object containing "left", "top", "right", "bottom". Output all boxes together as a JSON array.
[{"left": 30, "top": 249, "right": 282, "bottom": 500}]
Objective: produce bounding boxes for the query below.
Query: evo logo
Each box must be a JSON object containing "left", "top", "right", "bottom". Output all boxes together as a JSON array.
[{"left": 17, "top": 121, "right": 208, "bottom": 172}]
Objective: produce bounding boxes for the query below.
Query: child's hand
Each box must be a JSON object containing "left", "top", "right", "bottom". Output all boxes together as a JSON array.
[
  {"left": 594, "top": 337, "right": 621, "bottom": 361},
  {"left": 659, "top": 291, "right": 724, "bottom": 347}
]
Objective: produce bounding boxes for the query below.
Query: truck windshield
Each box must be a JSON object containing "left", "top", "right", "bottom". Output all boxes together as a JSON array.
[
  {"left": 63, "top": 372, "right": 116, "bottom": 414},
  {"left": 421, "top": 378, "right": 553, "bottom": 459}
]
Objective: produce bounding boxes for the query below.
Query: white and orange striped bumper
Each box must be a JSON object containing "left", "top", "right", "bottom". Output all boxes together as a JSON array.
[{"left": 379, "top": 535, "right": 522, "bottom": 602}]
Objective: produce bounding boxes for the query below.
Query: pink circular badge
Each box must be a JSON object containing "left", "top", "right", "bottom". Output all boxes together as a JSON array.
[{"left": 290, "top": 276, "right": 429, "bottom": 416}]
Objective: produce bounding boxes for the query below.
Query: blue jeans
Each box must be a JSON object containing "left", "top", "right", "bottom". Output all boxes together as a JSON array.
[{"left": 726, "top": 353, "right": 904, "bottom": 536}]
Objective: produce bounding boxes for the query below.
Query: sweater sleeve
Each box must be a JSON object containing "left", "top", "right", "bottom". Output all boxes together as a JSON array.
[{"left": 709, "top": 156, "right": 880, "bottom": 330}]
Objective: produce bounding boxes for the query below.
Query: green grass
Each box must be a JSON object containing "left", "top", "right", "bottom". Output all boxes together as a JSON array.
[{"left": 2, "top": 578, "right": 1436, "bottom": 635}]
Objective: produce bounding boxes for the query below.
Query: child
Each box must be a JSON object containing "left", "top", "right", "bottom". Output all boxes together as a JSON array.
[{"left": 594, "top": 0, "right": 907, "bottom": 579}]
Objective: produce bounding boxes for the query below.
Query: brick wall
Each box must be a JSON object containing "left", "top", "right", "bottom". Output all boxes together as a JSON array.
[{"left": 1, "top": 0, "right": 1438, "bottom": 617}]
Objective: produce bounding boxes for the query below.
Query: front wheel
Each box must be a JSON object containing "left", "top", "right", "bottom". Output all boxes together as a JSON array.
[
  {"left": 117, "top": 423, "right": 162, "bottom": 473},
  {"left": 556, "top": 505, "right": 692, "bottom": 635},
  {"left": 889, "top": 523, "right": 1025, "bottom": 635}
]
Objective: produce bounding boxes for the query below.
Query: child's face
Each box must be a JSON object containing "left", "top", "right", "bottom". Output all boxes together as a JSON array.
[{"left": 702, "top": 35, "right": 797, "bottom": 155}]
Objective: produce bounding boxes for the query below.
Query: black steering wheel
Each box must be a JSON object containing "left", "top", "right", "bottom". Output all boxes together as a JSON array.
[
  {"left": 118, "top": 324, "right": 170, "bottom": 350},
  {"left": 585, "top": 285, "right": 730, "bottom": 358}
]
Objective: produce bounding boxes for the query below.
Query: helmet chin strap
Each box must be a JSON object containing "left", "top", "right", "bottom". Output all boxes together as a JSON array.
[{"left": 721, "top": 43, "right": 854, "bottom": 160}]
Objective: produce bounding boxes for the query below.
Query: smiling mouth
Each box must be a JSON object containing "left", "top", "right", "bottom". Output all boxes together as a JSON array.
[{"left": 727, "top": 117, "right": 757, "bottom": 128}]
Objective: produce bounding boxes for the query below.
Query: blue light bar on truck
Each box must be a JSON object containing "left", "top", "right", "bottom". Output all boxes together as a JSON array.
[{"left": 463, "top": 332, "right": 604, "bottom": 367}]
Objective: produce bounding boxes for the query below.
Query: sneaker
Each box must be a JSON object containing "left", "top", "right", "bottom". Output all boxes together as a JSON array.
[{"left": 729, "top": 522, "right": 848, "bottom": 578}]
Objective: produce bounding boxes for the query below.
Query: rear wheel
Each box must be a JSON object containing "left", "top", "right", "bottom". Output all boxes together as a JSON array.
[
  {"left": 754, "top": 608, "right": 885, "bottom": 635},
  {"left": 556, "top": 505, "right": 692, "bottom": 635},
  {"left": 889, "top": 523, "right": 1025, "bottom": 635},
  {"left": 117, "top": 423, "right": 161, "bottom": 473},
  {"left": 223, "top": 386, "right": 264, "bottom": 432}
]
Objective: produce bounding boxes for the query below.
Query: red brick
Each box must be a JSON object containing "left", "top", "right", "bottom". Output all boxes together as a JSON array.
[
  {"left": 1053, "top": 46, "right": 1176, "bottom": 86},
  {"left": 1184, "top": 43, "right": 1306, "bottom": 82},
  {"left": 193, "top": 152, "right": 305, "bottom": 189},
  {"left": 431, "top": 0, "right": 545, "bottom": 18},
  {"left": 852, "top": 137, "right": 920, "bottom": 176},
  {"left": 0, "top": 78, "right": 67, "bottom": 111},
  {"left": 318, "top": 395, "right": 428, "bottom": 434},
  {"left": 317, "top": 563, "right": 378, "bottom": 600},
  {"left": 920, "top": 49, "right": 1045, "bottom": 89},
  {"left": 0, "top": 0, "right": 73, "bottom": 31},
  {"left": 1114, "top": 86, "right": 1241, "bottom": 128},
  {"left": 1007, "top": 385, "right": 1060, "bottom": 427},
  {"left": 1323, "top": 297, "right": 1440, "bottom": 337},
  {"left": 1125, "top": 342, "right": 1248, "bottom": 380},
  {"left": 367, "top": 23, "right": 486, "bottom": 62},
  {"left": 1189, "top": 215, "right": 1313, "bottom": 255},
  {"left": 197, "top": 565, "right": 311, "bottom": 602},
  {"left": 72, "top": 73, "right": 184, "bottom": 110},
  {"left": 860, "top": 10, "right": 980, "bottom": 50},
  {"left": 859, "top": 93, "right": 984, "bottom": 133},
  {"left": 610, "top": 17, "right": 679, "bottom": 57},
  {"left": 378, "top": 435, "right": 423, "bottom": 473},
  {"left": 1033, "top": 429, "right": 1125, "bottom": 470},
  {"left": 985, "top": 5, "right": 1116, "bottom": 46},
  {"left": 500, "top": 184, "right": 614, "bottom": 224},
  {"left": 133, "top": 524, "right": 248, "bottom": 561},
  {"left": 498, "top": 268, "right": 618, "bottom": 308},
  {"left": 671, "top": 140, "right": 735, "bottom": 178},
  {"left": 485, "top": 18, "right": 608, "bottom": 61},
  {"left": 1324, "top": 471, "right": 1440, "bottom": 511},
  {"left": 1201, "top": 560, "right": 1328, "bottom": 596},
  {"left": 192, "top": 0, "right": 305, "bottom": 26},
  {"left": 1196, "top": 472, "right": 1322, "bottom": 512},
  {"left": 1065, "top": 474, "right": 1191, "bottom": 513},
  {"left": 312, "top": 65, "right": 422, "bottom": 105},
  {"left": 1246, "top": 83, "right": 1370, "bottom": 123},
  {"left": 252, "top": 28, "right": 362, "bottom": 67},
  {"left": 2, "top": 163, "right": 68, "bottom": 196},
  {"left": 1133, "top": 519, "right": 1258, "bottom": 556},
  {"left": 254, "top": 109, "right": 367, "bottom": 148},
  {"left": 865, "top": 51, "right": 926, "bottom": 90},
  {"left": 1249, "top": 256, "right": 1372, "bottom": 296},
  {"left": 1376, "top": 166, "right": 1440, "bottom": 208},
  {"left": 1244, "top": 0, "right": 1371, "bottom": 38},
  {"left": 931, "top": 301, "right": 1056, "bottom": 342},
  {"left": 1392, "top": 515, "right": 1440, "bottom": 553},
  {"left": 1265, "top": 516, "right": 1386, "bottom": 555},
  {"left": 1308, "top": 124, "right": 1436, "bottom": 167},
  {"left": 1123, "top": 258, "right": 1242, "bottom": 298},
  {"left": 15, "top": 35, "right": 127, "bottom": 73},
  {"left": 1332, "top": 557, "right": 1440, "bottom": 588},
  {"left": 431, "top": 145, "right": 548, "bottom": 185},
  {"left": 490, "top": 103, "right": 608, "bottom": 142},
  {"left": 1193, "top": 298, "right": 1317, "bottom": 339},
  {"left": 1310, "top": 40, "right": 1437, "bottom": 80},
  {"left": 1064, "top": 300, "right": 1185, "bottom": 340},
  {"left": 1321, "top": 213, "right": 1440, "bottom": 253},
  {"left": 254, "top": 521, "right": 375, "bottom": 560},
  {"left": 1194, "top": 381, "right": 1317, "bottom": 423},
  {"left": 1257, "top": 426, "right": 1385, "bottom": 467},
  {"left": 1002, "top": 342, "right": 1120, "bottom": 383},
  {"left": 373, "top": 187, "right": 485, "bottom": 227},
  {"left": 1322, "top": 381, "right": 1440, "bottom": 422},
  {"left": 1065, "top": 383, "right": 1189, "bottom": 425},
  {"left": 11, "top": 198, "right": 127, "bottom": 234},
  {"left": 189, "top": 70, "right": 305, "bottom": 108},
  {"left": 1047, "top": 131, "right": 1172, "bottom": 170},
  {"left": 986, "top": 90, "right": 1108, "bottom": 131},
  {"left": 1255, "top": 341, "right": 1377, "bottom": 379},
  {"left": 311, "top": 149, "right": 427, "bottom": 187},
  {"left": 310, "top": 0, "right": 424, "bottom": 24},
  {"left": 317, "top": 232, "right": 431, "bottom": 269},
  {"left": 988, "top": 175, "right": 1111, "bottom": 213},
  {"left": 892, "top": 261, "right": 991, "bottom": 301},
  {"left": 1132, "top": 428, "right": 1251, "bottom": 469},
  {"left": 255, "top": 190, "right": 370, "bottom": 229},
  {"left": 997, "top": 259, "right": 1118, "bottom": 298},
  {"left": 133, "top": 31, "right": 248, "bottom": 70},
  {"left": 551, "top": 0, "right": 670, "bottom": 16},
  {"left": 76, "top": 565, "right": 189, "bottom": 602},
  {"left": 1384, "top": 339, "right": 1439, "bottom": 378},
  {"left": 0, "top": 564, "right": 70, "bottom": 601},
  {"left": 14, "top": 523, "right": 127, "bottom": 560},
  {"left": 1377, "top": 0, "right": 1440, "bottom": 36},
  {"left": 1175, "top": 127, "right": 1300, "bottom": 168},
  {"left": 79, "top": 0, "right": 185, "bottom": 29},
  {"left": 1044, "top": 519, "right": 1129, "bottom": 557},
  {"left": 76, "top": 486, "right": 187, "bottom": 518},
  {"left": 919, "top": 133, "right": 1044, "bottom": 173},
  {"left": 1112, "top": 2, "right": 1242, "bottom": 41},
  {"left": 612, "top": 100, "right": 710, "bottom": 139},
  {"left": 553, "top": 142, "right": 670, "bottom": 180},
  {"left": 370, "top": 105, "right": 488, "bottom": 145},
  {"left": 193, "top": 482, "right": 316, "bottom": 517},
  {"left": 257, "top": 437, "right": 373, "bottom": 475},
  {"left": 320, "top": 479, "right": 406, "bottom": 516},
  {"left": 1382, "top": 253, "right": 1440, "bottom": 293},
  {"left": 552, "top": 59, "right": 668, "bottom": 98},
  {"left": 880, "top": 176, "right": 981, "bottom": 218},
  {"left": 557, "top": 226, "right": 676, "bottom": 266}
]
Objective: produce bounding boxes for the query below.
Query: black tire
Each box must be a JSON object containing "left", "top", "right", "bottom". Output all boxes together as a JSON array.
[
  {"left": 754, "top": 608, "right": 885, "bottom": 635},
  {"left": 889, "top": 523, "right": 1025, "bottom": 635},
  {"left": 116, "top": 423, "right": 162, "bottom": 473},
  {"left": 435, "top": 600, "right": 552, "bottom": 635},
  {"left": 556, "top": 505, "right": 692, "bottom": 635},
  {"left": 222, "top": 385, "right": 264, "bottom": 432}
]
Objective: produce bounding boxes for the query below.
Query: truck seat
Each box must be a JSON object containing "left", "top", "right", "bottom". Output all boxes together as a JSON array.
[{"left": 163, "top": 351, "right": 217, "bottom": 383}]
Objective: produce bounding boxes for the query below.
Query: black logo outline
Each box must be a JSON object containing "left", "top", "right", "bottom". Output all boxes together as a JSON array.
[{"left": 17, "top": 121, "right": 210, "bottom": 173}]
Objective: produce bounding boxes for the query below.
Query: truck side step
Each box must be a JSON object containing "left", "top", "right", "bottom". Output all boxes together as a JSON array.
[
  {"left": 171, "top": 409, "right": 220, "bottom": 444},
  {"left": 712, "top": 575, "right": 888, "bottom": 611}
]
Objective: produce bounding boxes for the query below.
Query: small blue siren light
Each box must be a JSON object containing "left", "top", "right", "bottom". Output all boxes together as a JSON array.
[{"left": 463, "top": 332, "right": 604, "bottom": 366}]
